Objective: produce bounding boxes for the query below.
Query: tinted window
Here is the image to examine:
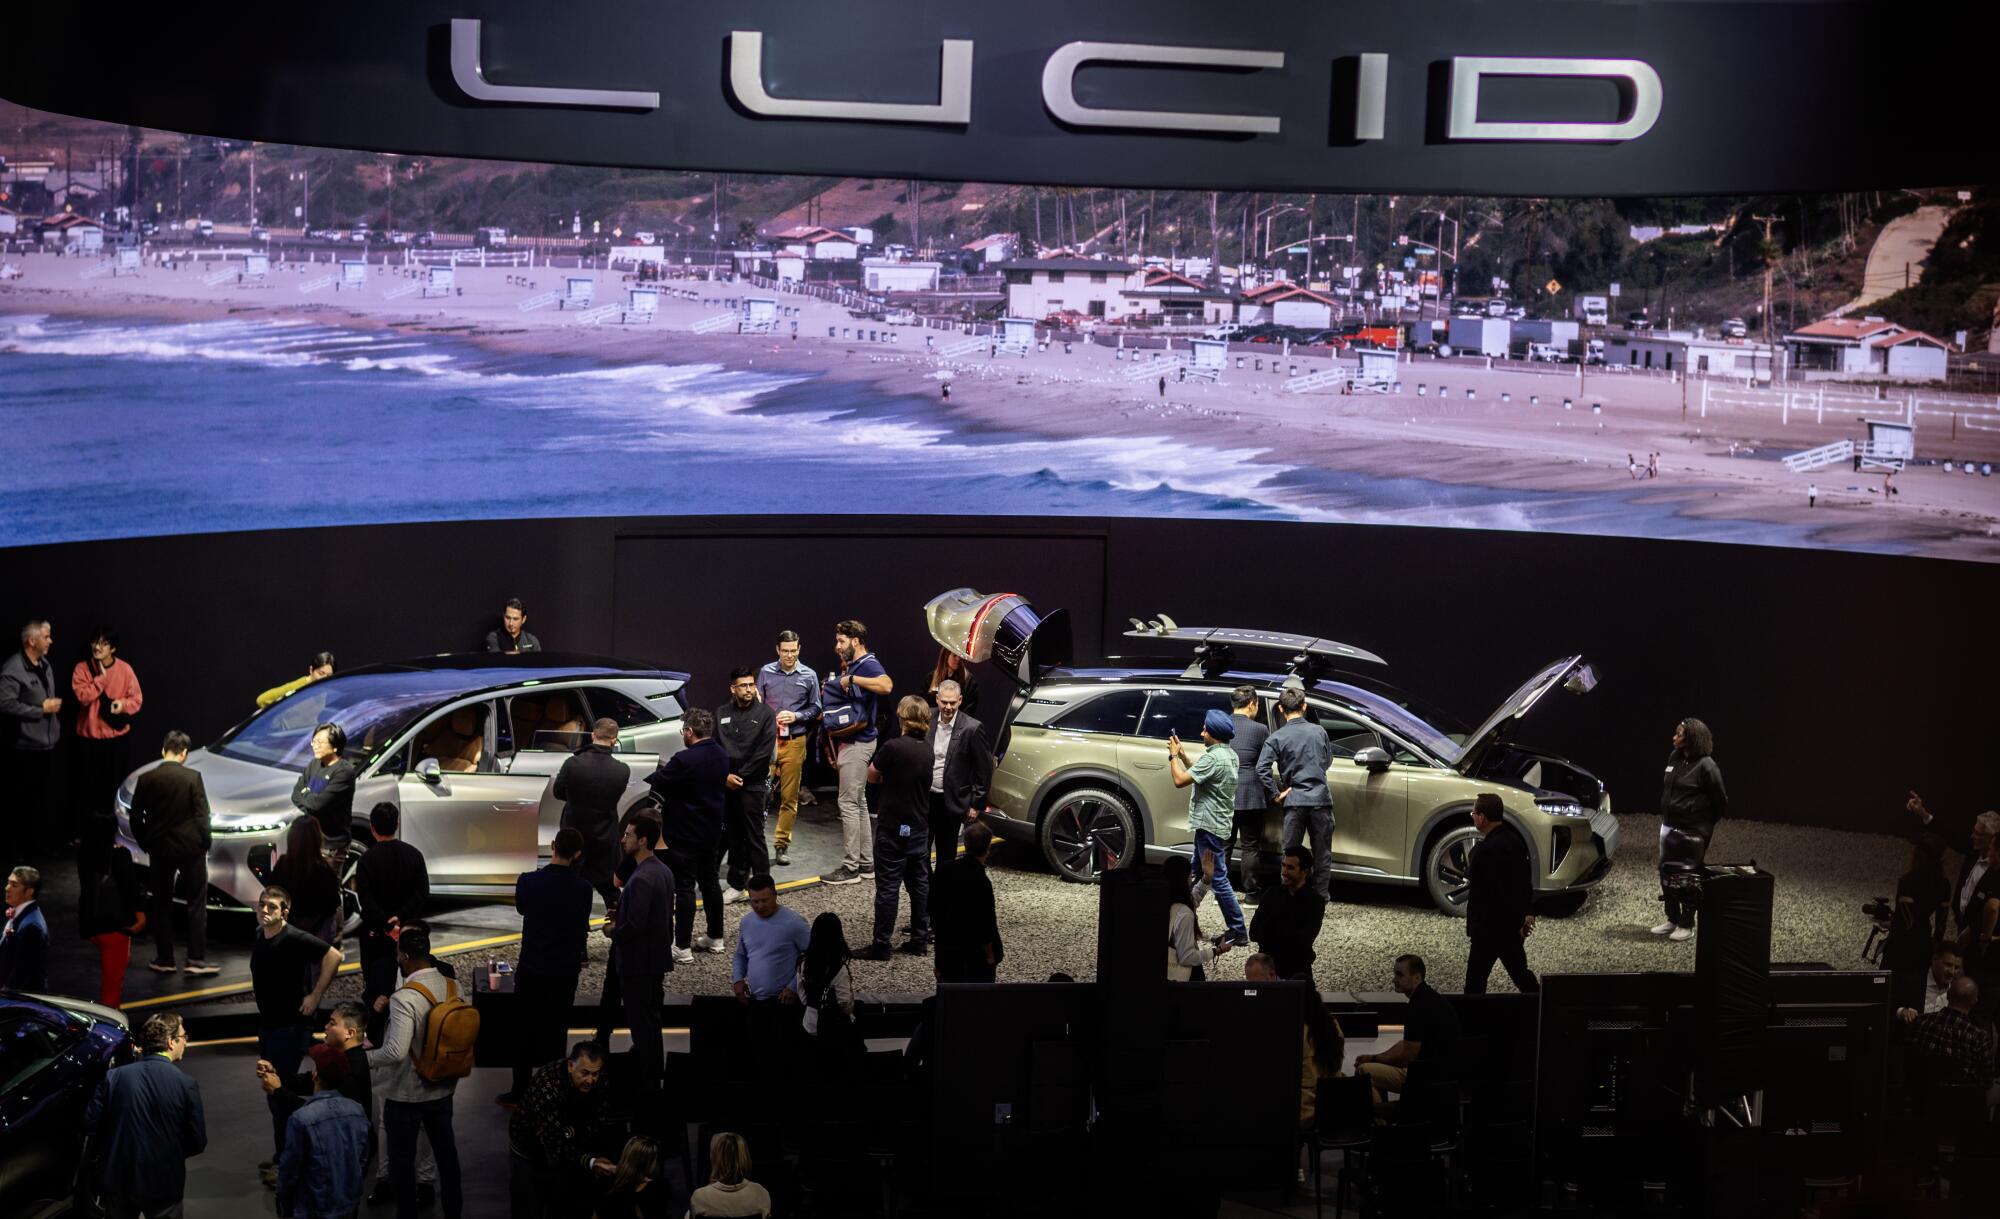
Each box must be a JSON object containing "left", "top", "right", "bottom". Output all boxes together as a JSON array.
[
  {"left": 213, "top": 671, "right": 479, "bottom": 769},
  {"left": 1310, "top": 706, "right": 1381, "bottom": 759},
  {"left": 579, "top": 687, "right": 655, "bottom": 729},
  {"left": 1136, "top": 689, "right": 1233, "bottom": 741},
  {"left": 0, "top": 1012, "right": 78, "bottom": 1093},
  {"left": 1051, "top": 689, "right": 1146, "bottom": 736}
]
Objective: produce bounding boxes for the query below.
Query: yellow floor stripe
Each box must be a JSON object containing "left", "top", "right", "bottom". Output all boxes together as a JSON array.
[{"left": 126, "top": 873, "right": 826, "bottom": 1011}]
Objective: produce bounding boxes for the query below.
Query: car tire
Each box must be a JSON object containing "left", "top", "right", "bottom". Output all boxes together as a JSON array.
[
  {"left": 1038, "top": 787, "right": 1140, "bottom": 884},
  {"left": 1422, "top": 823, "right": 1481, "bottom": 917}
]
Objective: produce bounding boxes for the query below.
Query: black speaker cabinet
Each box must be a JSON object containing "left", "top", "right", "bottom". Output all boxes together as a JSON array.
[{"left": 1693, "top": 864, "right": 1774, "bottom": 1103}]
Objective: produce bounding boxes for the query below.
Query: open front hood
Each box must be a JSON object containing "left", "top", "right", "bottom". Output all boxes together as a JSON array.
[
  {"left": 924, "top": 588, "right": 1071, "bottom": 689},
  {"left": 1454, "top": 655, "right": 1597, "bottom": 775}
]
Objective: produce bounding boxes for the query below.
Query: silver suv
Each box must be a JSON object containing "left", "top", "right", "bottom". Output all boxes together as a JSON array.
[
  {"left": 925, "top": 590, "right": 1617, "bottom": 915},
  {"left": 115, "top": 654, "right": 687, "bottom": 913}
]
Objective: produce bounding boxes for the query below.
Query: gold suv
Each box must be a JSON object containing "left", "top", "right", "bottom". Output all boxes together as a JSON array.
[{"left": 925, "top": 590, "right": 1617, "bottom": 916}]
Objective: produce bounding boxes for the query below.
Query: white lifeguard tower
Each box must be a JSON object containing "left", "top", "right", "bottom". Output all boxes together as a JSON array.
[
  {"left": 1354, "top": 347, "right": 1398, "bottom": 392},
  {"left": 1186, "top": 338, "right": 1227, "bottom": 382},
  {"left": 743, "top": 296, "right": 779, "bottom": 332},
  {"left": 627, "top": 287, "right": 660, "bottom": 322},
  {"left": 423, "top": 265, "right": 455, "bottom": 297},
  {"left": 997, "top": 317, "right": 1035, "bottom": 356},
  {"left": 563, "top": 276, "right": 596, "bottom": 309},
  {"left": 1861, "top": 420, "right": 1914, "bottom": 471},
  {"left": 339, "top": 259, "right": 367, "bottom": 290}
]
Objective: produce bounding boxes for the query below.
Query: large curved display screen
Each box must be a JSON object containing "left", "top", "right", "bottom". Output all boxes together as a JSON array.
[{"left": 4, "top": 112, "right": 1995, "bottom": 560}]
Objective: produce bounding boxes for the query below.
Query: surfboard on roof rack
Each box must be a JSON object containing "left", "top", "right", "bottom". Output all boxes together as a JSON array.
[{"left": 1119, "top": 621, "right": 1386, "bottom": 683}]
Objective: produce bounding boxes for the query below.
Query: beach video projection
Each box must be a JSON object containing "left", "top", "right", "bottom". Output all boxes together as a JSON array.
[{"left": 3, "top": 111, "right": 1996, "bottom": 560}]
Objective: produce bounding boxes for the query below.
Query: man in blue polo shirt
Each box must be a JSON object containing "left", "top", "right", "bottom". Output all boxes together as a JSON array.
[
  {"left": 731, "top": 874, "right": 810, "bottom": 1080},
  {"left": 820, "top": 620, "right": 891, "bottom": 887}
]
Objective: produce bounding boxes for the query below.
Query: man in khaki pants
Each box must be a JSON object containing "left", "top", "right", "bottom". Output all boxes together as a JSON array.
[{"left": 756, "top": 631, "right": 822, "bottom": 868}]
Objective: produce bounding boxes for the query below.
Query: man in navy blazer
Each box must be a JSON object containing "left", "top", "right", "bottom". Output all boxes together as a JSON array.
[
  {"left": 506, "top": 827, "right": 596, "bottom": 1101},
  {"left": 86, "top": 1012, "right": 207, "bottom": 1217}
]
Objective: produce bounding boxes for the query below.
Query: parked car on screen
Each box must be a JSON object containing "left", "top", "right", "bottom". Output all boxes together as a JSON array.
[
  {"left": 924, "top": 590, "right": 1618, "bottom": 915},
  {"left": 1720, "top": 317, "right": 1748, "bottom": 338},
  {"left": 115, "top": 654, "right": 688, "bottom": 916},
  {"left": 1204, "top": 323, "right": 1246, "bottom": 340},
  {"left": 1626, "top": 311, "right": 1652, "bottom": 331},
  {"left": 0, "top": 991, "right": 132, "bottom": 1218}
]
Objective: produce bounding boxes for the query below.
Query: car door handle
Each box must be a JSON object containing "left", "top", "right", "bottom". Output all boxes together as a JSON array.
[{"left": 1132, "top": 761, "right": 1164, "bottom": 770}]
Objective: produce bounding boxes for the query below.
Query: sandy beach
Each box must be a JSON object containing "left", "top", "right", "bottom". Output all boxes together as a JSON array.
[{"left": 6, "top": 247, "right": 1999, "bottom": 560}]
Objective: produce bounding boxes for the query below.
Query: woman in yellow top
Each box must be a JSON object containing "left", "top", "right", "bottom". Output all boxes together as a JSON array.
[{"left": 255, "top": 652, "right": 336, "bottom": 708}]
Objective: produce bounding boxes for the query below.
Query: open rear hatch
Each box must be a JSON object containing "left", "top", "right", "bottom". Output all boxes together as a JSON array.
[{"left": 925, "top": 589, "right": 1072, "bottom": 758}]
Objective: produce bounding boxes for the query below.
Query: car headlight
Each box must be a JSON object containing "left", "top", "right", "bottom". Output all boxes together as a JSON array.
[
  {"left": 216, "top": 819, "right": 293, "bottom": 836},
  {"left": 1536, "top": 799, "right": 1591, "bottom": 819}
]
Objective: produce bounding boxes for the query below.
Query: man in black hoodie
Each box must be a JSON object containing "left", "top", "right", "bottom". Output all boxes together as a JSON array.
[
  {"left": 645, "top": 708, "right": 729, "bottom": 962},
  {"left": 1464, "top": 794, "right": 1538, "bottom": 993},
  {"left": 714, "top": 667, "right": 778, "bottom": 902},
  {"left": 1652, "top": 717, "right": 1726, "bottom": 942},
  {"left": 551, "top": 719, "right": 631, "bottom": 911}
]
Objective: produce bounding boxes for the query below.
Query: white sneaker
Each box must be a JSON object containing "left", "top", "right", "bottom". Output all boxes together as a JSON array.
[
  {"left": 1668, "top": 926, "right": 1694, "bottom": 942},
  {"left": 722, "top": 887, "right": 749, "bottom": 905},
  {"left": 692, "top": 934, "right": 727, "bottom": 954},
  {"left": 1649, "top": 921, "right": 1676, "bottom": 936},
  {"left": 671, "top": 944, "right": 695, "bottom": 965}
]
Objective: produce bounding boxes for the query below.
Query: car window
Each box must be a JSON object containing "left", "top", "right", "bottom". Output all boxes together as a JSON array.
[
  {"left": 1308, "top": 705, "right": 1382, "bottom": 759},
  {"left": 1135, "top": 689, "right": 1233, "bottom": 741},
  {"left": 508, "top": 689, "right": 591, "bottom": 754},
  {"left": 577, "top": 687, "right": 655, "bottom": 730},
  {"left": 412, "top": 701, "right": 497, "bottom": 774},
  {"left": 1050, "top": 689, "right": 1146, "bottom": 736},
  {"left": 0, "top": 1012, "right": 79, "bottom": 1094}
]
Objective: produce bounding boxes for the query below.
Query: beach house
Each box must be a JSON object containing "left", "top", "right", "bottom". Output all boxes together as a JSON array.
[
  {"left": 998, "top": 257, "right": 1142, "bottom": 321},
  {"left": 961, "top": 233, "right": 1019, "bottom": 267},
  {"left": 863, "top": 258, "right": 941, "bottom": 293},
  {"left": 1784, "top": 317, "right": 1949, "bottom": 381},
  {"left": 775, "top": 225, "right": 861, "bottom": 261},
  {"left": 1121, "top": 268, "right": 1234, "bottom": 324}
]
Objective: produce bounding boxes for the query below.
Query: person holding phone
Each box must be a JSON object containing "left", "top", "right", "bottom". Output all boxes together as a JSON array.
[{"left": 1168, "top": 710, "right": 1245, "bottom": 946}]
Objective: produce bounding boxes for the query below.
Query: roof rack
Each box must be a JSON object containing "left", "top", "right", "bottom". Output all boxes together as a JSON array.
[{"left": 1120, "top": 621, "right": 1386, "bottom": 687}]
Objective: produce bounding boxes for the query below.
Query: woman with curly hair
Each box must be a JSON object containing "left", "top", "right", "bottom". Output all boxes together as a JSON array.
[{"left": 1651, "top": 717, "right": 1727, "bottom": 942}]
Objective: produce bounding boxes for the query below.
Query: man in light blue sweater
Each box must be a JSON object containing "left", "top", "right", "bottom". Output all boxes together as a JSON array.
[{"left": 732, "top": 875, "right": 810, "bottom": 1078}]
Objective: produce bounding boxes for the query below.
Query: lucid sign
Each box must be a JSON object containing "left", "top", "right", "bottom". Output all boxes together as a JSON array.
[
  {"left": 0, "top": 0, "right": 1976, "bottom": 196},
  {"left": 454, "top": 20, "right": 1663, "bottom": 144}
]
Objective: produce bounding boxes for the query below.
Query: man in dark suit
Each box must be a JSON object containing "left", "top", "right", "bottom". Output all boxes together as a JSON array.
[
  {"left": 930, "top": 820, "right": 1004, "bottom": 983},
  {"left": 132, "top": 730, "right": 219, "bottom": 976},
  {"left": 506, "top": 827, "right": 596, "bottom": 1102},
  {"left": 1905, "top": 791, "right": 1998, "bottom": 938},
  {"left": 552, "top": 719, "right": 630, "bottom": 912},
  {"left": 714, "top": 667, "right": 778, "bottom": 898},
  {"left": 354, "top": 802, "right": 429, "bottom": 1045},
  {"left": 1226, "top": 686, "right": 1273, "bottom": 899},
  {"left": 924, "top": 679, "right": 994, "bottom": 869},
  {"left": 606, "top": 809, "right": 675, "bottom": 1101},
  {"left": 645, "top": 709, "right": 729, "bottom": 959},
  {"left": 85, "top": 1012, "right": 208, "bottom": 1218},
  {"left": 1464, "top": 793, "right": 1539, "bottom": 994}
]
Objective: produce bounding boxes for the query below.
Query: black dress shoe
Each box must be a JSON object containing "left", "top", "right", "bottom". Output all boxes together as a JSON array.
[
  {"left": 896, "top": 938, "right": 930, "bottom": 956},
  {"left": 852, "top": 943, "right": 893, "bottom": 961}
]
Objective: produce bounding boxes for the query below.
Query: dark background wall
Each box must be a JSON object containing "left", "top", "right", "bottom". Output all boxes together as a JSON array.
[{"left": 5, "top": 515, "right": 1993, "bottom": 836}]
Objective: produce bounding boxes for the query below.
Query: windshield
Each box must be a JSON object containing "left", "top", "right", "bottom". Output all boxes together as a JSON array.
[
  {"left": 1318, "top": 681, "right": 1464, "bottom": 763},
  {"left": 212, "top": 671, "right": 483, "bottom": 769}
]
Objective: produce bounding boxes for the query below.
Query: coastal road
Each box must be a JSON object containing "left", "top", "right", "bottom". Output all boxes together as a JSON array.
[{"left": 1835, "top": 203, "right": 1956, "bottom": 316}]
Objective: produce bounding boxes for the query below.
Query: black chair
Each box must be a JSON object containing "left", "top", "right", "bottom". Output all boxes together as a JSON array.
[{"left": 1307, "top": 1074, "right": 1376, "bottom": 1219}]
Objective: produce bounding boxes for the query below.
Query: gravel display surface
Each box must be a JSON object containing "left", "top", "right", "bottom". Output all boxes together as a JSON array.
[{"left": 312, "top": 812, "right": 1907, "bottom": 1009}]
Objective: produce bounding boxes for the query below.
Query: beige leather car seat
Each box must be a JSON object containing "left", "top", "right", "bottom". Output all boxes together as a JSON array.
[{"left": 424, "top": 706, "right": 484, "bottom": 772}]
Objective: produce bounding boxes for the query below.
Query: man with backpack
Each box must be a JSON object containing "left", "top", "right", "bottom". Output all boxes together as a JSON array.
[{"left": 367, "top": 925, "right": 473, "bottom": 1219}]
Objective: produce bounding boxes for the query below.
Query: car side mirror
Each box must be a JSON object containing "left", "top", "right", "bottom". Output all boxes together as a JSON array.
[
  {"left": 1352, "top": 746, "right": 1392, "bottom": 772},
  {"left": 416, "top": 757, "right": 443, "bottom": 785}
]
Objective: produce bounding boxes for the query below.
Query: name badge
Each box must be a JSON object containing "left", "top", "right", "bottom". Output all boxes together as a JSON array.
[
  {"left": 898, "top": 824, "right": 910, "bottom": 837},
  {"left": 721, "top": 717, "right": 732, "bottom": 725}
]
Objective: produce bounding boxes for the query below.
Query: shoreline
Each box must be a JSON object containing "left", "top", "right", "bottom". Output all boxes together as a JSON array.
[{"left": 6, "top": 254, "right": 1999, "bottom": 560}]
